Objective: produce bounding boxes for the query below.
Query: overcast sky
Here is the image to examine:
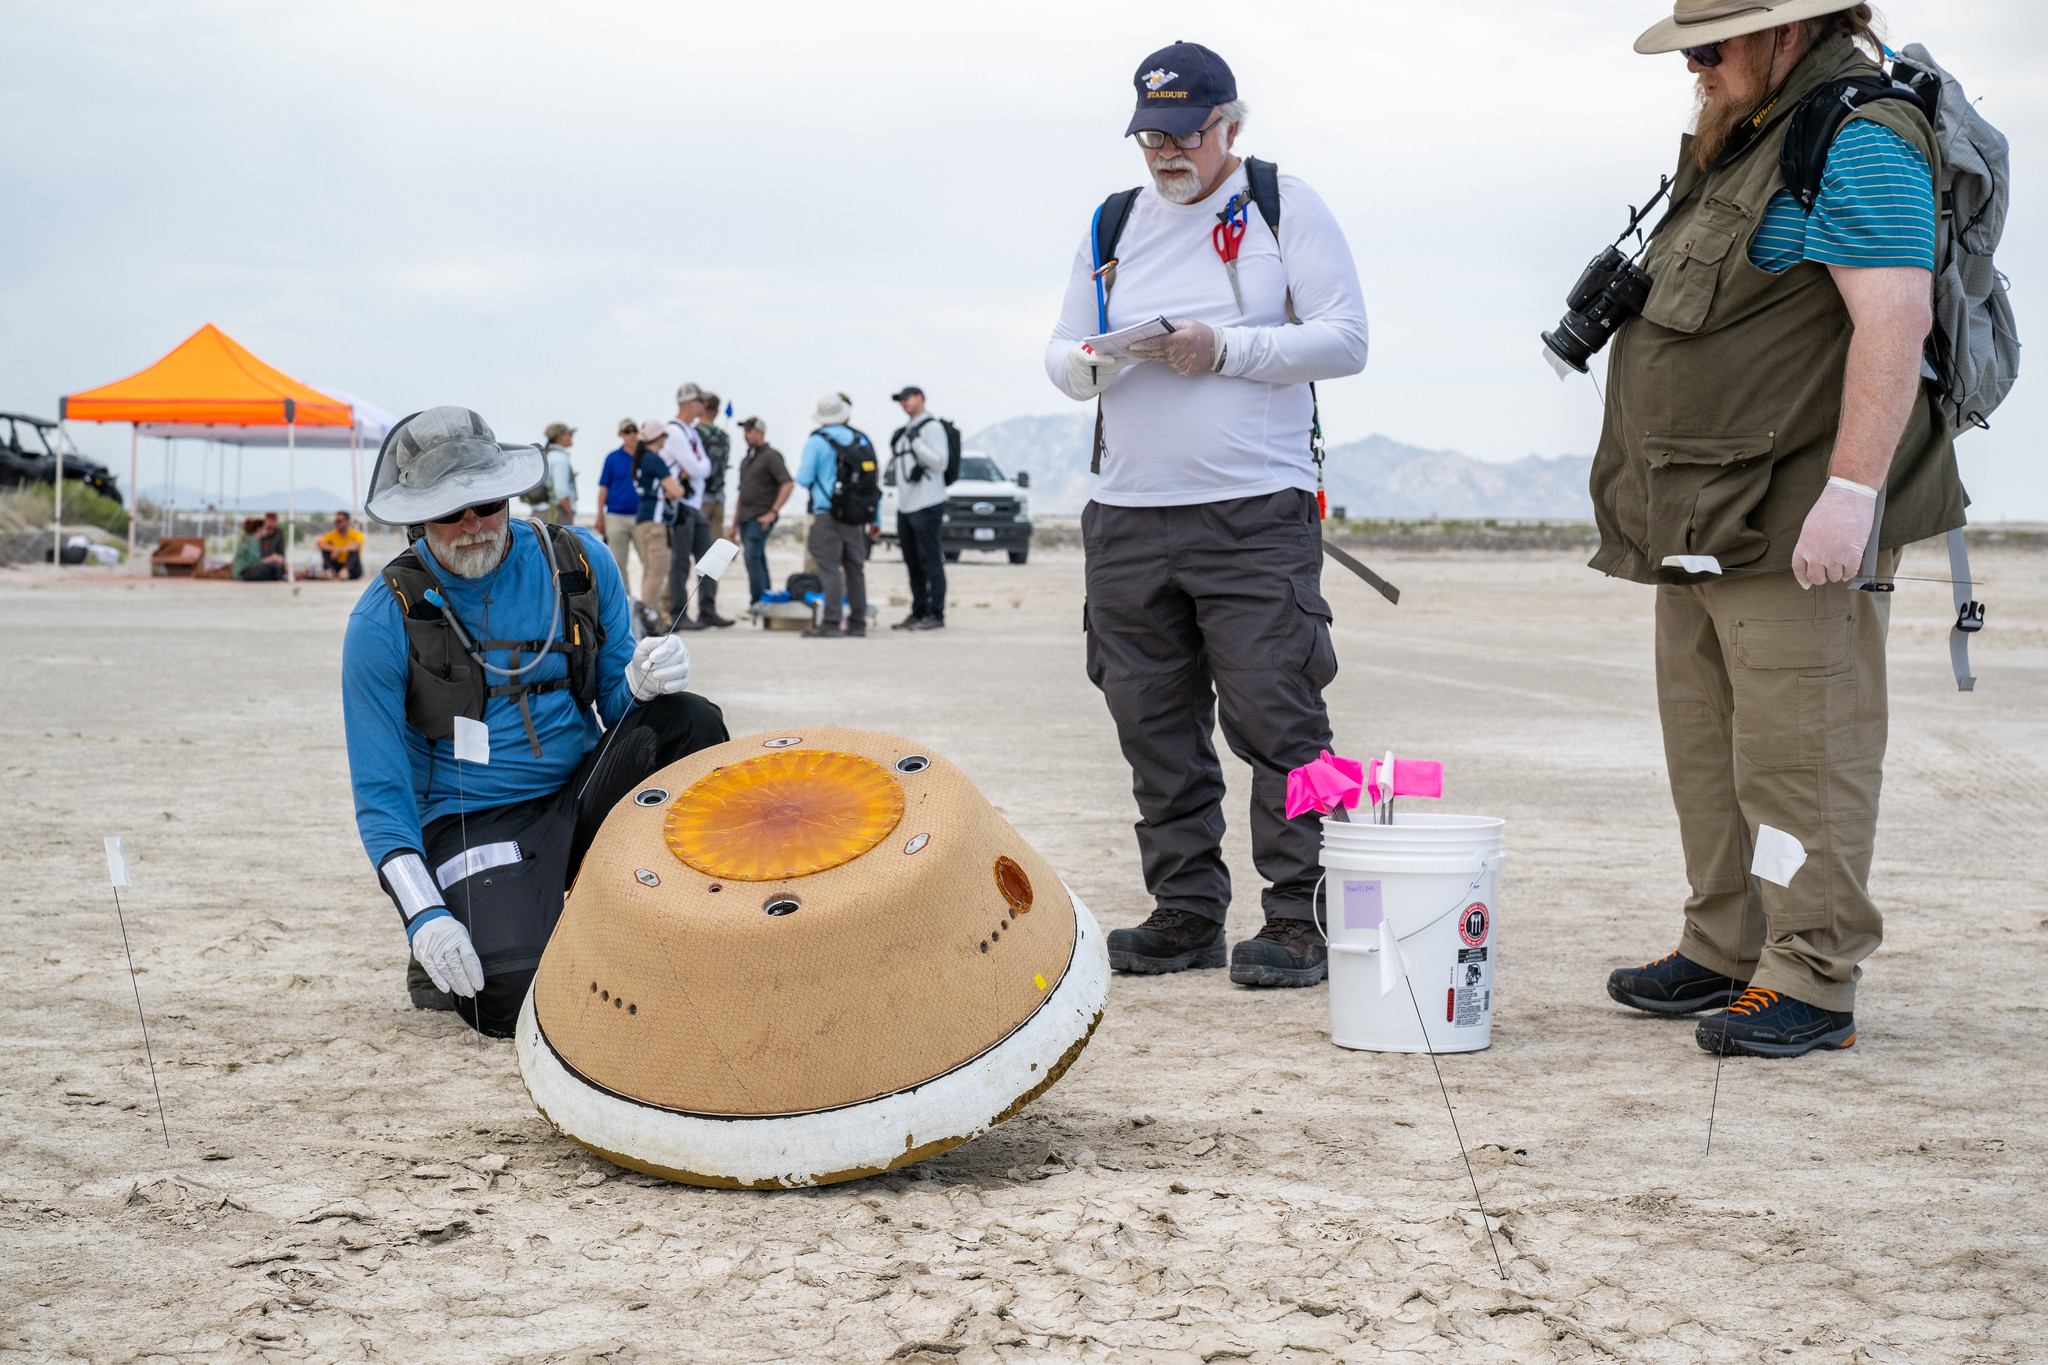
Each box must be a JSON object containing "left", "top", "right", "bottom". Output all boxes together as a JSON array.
[{"left": 4, "top": 0, "right": 2042, "bottom": 517}]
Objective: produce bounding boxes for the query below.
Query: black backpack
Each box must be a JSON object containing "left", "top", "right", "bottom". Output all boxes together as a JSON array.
[
  {"left": 890, "top": 415, "right": 964, "bottom": 484},
  {"left": 818, "top": 426, "right": 881, "bottom": 525}
]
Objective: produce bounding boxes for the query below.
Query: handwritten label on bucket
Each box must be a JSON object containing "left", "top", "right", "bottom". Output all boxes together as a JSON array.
[{"left": 1342, "top": 880, "right": 1384, "bottom": 930}]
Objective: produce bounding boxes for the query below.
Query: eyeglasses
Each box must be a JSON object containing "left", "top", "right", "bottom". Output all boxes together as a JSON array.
[
  {"left": 1682, "top": 42, "right": 1725, "bottom": 66},
  {"left": 428, "top": 498, "right": 509, "bottom": 525},
  {"left": 1133, "top": 116, "right": 1224, "bottom": 151}
]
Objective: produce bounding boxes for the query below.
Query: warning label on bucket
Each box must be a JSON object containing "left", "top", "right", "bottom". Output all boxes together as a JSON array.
[
  {"left": 1448, "top": 945, "right": 1491, "bottom": 1028},
  {"left": 1458, "top": 902, "right": 1490, "bottom": 946}
]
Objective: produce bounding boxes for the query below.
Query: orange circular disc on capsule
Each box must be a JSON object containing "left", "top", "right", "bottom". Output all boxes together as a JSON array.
[{"left": 664, "top": 749, "right": 904, "bottom": 882}]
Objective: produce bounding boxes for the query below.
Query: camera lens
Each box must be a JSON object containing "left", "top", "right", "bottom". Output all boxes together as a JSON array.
[{"left": 1542, "top": 251, "right": 1653, "bottom": 375}]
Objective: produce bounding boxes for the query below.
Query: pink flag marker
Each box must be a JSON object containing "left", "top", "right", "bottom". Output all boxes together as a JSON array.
[
  {"left": 1366, "top": 755, "right": 1445, "bottom": 820},
  {"left": 1285, "top": 750, "right": 1364, "bottom": 820}
]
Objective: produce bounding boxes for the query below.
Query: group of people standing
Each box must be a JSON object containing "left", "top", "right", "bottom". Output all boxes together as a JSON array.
[{"left": 589, "top": 383, "right": 748, "bottom": 635}]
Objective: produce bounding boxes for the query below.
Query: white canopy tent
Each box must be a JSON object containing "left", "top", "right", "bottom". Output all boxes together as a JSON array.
[{"left": 138, "top": 386, "right": 400, "bottom": 518}]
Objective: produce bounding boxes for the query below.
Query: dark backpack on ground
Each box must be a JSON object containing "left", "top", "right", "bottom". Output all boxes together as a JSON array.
[
  {"left": 889, "top": 415, "right": 964, "bottom": 484},
  {"left": 785, "top": 571, "right": 823, "bottom": 598},
  {"left": 379, "top": 520, "right": 606, "bottom": 758},
  {"left": 817, "top": 426, "right": 882, "bottom": 525}
]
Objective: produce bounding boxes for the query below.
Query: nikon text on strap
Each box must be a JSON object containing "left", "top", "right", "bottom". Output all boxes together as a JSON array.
[{"left": 380, "top": 520, "right": 608, "bottom": 757}]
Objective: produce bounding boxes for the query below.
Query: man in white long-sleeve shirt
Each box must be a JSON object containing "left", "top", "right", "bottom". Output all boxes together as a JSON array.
[
  {"left": 889, "top": 385, "right": 950, "bottom": 630},
  {"left": 662, "top": 383, "right": 729, "bottom": 631},
  {"left": 1044, "top": 41, "right": 1368, "bottom": 990}
]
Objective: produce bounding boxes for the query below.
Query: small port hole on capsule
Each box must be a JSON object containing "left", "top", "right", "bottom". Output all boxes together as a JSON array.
[
  {"left": 590, "top": 982, "right": 597, "bottom": 993},
  {"left": 979, "top": 941, "right": 988, "bottom": 953},
  {"left": 614, "top": 997, "right": 622, "bottom": 1009},
  {"left": 634, "top": 788, "right": 669, "bottom": 806},
  {"left": 895, "top": 754, "right": 931, "bottom": 774},
  {"left": 601, "top": 990, "right": 609, "bottom": 1001},
  {"left": 766, "top": 899, "right": 799, "bottom": 917},
  {"left": 709, "top": 884, "right": 723, "bottom": 893},
  {"left": 628, "top": 1004, "right": 637, "bottom": 1015}
]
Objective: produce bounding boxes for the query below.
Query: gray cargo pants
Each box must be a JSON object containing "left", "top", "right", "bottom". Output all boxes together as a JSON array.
[{"left": 1082, "top": 489, "right": 1337, "bottom": 924}]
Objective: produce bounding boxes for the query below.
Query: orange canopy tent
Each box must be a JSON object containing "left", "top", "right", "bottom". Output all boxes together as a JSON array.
[{"left": 59, "top": 324, "right": 355, "bottom": 572}]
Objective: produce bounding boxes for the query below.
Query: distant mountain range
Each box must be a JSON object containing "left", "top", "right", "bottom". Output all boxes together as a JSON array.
[
  {"left": 966, "top": 414, "right": 1595, "bottom": 519},
  {"left": 139, "top": 483, "right": 354, "bottom": 512}
]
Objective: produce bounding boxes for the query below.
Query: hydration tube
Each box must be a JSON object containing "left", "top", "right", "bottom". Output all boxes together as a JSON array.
[{"left": 424, "top": 518, "right": 564, "bottom": 680}]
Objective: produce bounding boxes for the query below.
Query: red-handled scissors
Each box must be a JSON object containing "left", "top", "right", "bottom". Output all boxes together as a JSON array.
[{"left": 1213, "top": 192, "right": 1250, "bottom": 314}]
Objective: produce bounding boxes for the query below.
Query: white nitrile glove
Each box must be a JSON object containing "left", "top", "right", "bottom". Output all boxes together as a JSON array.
[
  {"left": 625, "top": 634, "right": 691, "bottom": 701},
  {"left": 1792, "top": 477, "right": 1880, "bottom": 589},
  {"left": 1126, "top": 318, "right": 1222, "bottom": 378},
  {"left": 411, "top": 914, "right": 485, "bottom": 997},
  {"left": 1066, "top": 341, "right": 1132, "bottom": 399}
]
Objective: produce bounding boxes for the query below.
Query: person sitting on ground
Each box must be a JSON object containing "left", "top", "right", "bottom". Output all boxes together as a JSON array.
[
  {"left": 594, "top": 419, "right": 642, "bottom": 586},
  {"left": 345, "top": 406, "right": 726, "bottom": 1037},
  {"left": 731, "top": 416, "right": 794, "bottom": 605},
  {"left": 317, "top": 511, "right": 366, "bottom": 580},
  {"left": 258, "top": 511, "right": 289, "bottom": 571},
  {"left": 888, "top": 385, "right": 949, "bottom": 631},
  {"left": 234, "top": 516, "right": 290, "bottom": 581}
]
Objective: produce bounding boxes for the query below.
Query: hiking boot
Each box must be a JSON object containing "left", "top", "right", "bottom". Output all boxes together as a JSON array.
[
  {"left": 1106, "top": 908, "right": 1225, "bottom": 974},
  {"left": 1607, "top": 951, "right": 1749, "bottom": 1016},
  {"left": 844, "top": 623, "right": 868, "bottom": 638},
  {"left": 700, "top": 611, "right": 736, "bottom": 629},
  {"left": 1697, "top": 988, "right": 1856, "bottom": 1058},
  {"left": 892, "top": 614, "right": 924, "bottom": 630},
  {"left": 406, "top": 958, "right": 456, "bottom": 1013},
  {"left": 671, "top": 615, "right": 708, "bottom": 632},
  {"left": 800, "top": 625, "right": 842, "bottom": 639},
  {"left": 910, "top": 616, "right": 945, "bottom": 630},
  {"left": 1229, "top": 918, "right": 1329, "bottom": 988}
]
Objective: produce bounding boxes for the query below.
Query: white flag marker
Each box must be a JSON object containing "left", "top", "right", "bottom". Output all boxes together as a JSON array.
[
  {"left": 452, "top": 715, "right": 490, "bottom": 766},
  {"left": 102, "top": 836, "right": 169, "bottom": 1149},
  {"left": 1378, "top": 917, "right": 1403, "bottom": 997},
  {"left": 104, "top": 836, "right": 132, "bottom": 888},
  {"left": 1751, "top": 823, "right": 1808, "bottom": 888},
  {"left": 697, "top": 538, "right": 740, "bottom": 581}
]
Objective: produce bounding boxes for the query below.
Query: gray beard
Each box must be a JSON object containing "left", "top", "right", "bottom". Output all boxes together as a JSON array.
[
  {"left": 435, "top": 524, "right": 508, "bottom": 578},
  {"left": 1151, "top": 154, "right": 1203, "bottom": 204}
]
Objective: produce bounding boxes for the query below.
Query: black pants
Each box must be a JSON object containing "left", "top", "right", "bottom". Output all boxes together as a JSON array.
[
  {"left": 323, "top": 549, "right": 364, "bottom": 580},
  {"left": 239, "top": 562, "right": 286, "bottom": 582},
  {"left": 665, "top": 505, "right": 718, "bottom": 622},
  {"left": 1081, "top": 490, "right": 1337, "bottom": 924},
  {"left": 899, "top": 503, "right": 947, "bottom": 620},
  {"left": 414, "top": 691, "right": 728, "bottom": 1035}
]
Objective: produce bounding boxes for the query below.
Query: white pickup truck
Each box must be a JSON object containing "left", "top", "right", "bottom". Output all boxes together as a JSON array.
[{"left": 880, "top": 452, "right": 1034, "bottom": 565}]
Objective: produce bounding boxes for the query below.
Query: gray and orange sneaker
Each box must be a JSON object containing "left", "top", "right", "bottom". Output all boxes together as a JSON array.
[
  {"left": 1607, "top": 951, "right": 1747, "bottom": 1016},
  {"left": 1696, "top": 988, "right": 1857, "bottom": 1058}
]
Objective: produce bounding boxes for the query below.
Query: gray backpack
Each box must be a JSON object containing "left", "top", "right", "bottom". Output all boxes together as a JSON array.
[{"left": 1892, "top": 44, "right": 2020, "bottom": 430}]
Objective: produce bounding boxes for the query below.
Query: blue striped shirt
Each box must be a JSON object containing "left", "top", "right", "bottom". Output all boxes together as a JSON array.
[{"left": 1750, "top": 119, "right": 1937, "bottom": 274}]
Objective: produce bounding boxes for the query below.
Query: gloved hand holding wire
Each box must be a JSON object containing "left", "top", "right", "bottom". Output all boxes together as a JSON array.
[
  {"left": 1792, "top": 477, "right": 1879, "bottom": 589},
  {"left": 411, "top": 914, "right": 485, "bottom": 997},
  {"left": 625, "top": 634, "right": 692, "bottom": 701},
  {"left": 1066, "top": 341, "right": 1132, "bottom": 399},
  {"left": 1126, "top": 318, "right": 1223, "bottom": 378}
]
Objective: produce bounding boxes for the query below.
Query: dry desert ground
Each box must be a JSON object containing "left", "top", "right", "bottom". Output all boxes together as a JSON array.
[{"left": 2, "top": 536, "right": 2044, "bottom": 1364}]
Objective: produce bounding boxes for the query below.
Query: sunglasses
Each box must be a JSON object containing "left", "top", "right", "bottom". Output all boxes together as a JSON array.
[
  {"left": 1682, "top": 42, "right": 1725, "bottom": 66},
  {"left": 428, "top": 498, "right": 509, "bottom": 525}
]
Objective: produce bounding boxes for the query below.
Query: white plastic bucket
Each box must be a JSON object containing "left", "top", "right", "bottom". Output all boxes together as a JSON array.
[{"left": 1317, "top": 813, "right": 1505, "bottom": 1053}]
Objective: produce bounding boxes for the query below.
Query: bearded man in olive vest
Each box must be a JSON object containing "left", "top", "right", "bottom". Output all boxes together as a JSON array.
[{"left": 1593, "top": 3, "right": 1967, "bottom": 1058}]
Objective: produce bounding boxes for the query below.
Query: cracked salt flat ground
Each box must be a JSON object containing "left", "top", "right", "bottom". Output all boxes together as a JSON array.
[{"left": 1, "top": 539, "right": 2043, "bottom": 1363}]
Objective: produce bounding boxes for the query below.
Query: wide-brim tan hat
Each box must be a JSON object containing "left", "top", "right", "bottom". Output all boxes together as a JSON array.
[
  {"left": 1636, "top": 0, "right": 1853, "bottom": 54},
  {"left": 809, "top": 391, "right": 852, "bottom": 427}
]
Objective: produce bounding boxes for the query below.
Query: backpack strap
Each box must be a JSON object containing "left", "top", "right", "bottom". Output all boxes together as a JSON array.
[
  {"left": 1778, "top": 74, "right": 1928, "bottom": 213},
  {"left": 1090, "top": 188, "right": 1142, "bottom": 476},
  {"left": 1242, "top": 157, "right": 1325, "bottom": 512}
]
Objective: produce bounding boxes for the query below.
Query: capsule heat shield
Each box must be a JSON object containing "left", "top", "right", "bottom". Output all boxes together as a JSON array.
[{"left": 516, "top": 728, "right": 1108, "bottom": 1187}]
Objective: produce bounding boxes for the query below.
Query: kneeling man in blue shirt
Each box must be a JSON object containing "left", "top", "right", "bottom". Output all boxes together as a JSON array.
[{"left": 345, "top": 407, "right": 727, "bottom": 1036}]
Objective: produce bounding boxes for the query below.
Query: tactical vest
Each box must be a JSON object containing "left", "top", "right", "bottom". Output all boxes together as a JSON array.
[
  {"left": 380, "top": 520, "right": 607, "bottom": 758},
  {"left": 1590, "top": 35, "right": 1967, "bottom": 586}
]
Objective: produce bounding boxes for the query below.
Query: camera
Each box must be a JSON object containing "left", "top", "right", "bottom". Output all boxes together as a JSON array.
[{"left": 1541, "top": 245, "right": 1654, "bottom": 374}]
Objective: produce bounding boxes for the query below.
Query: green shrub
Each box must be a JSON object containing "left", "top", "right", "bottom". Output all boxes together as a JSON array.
[{"left": 1, "top": 481, "right": 130, "bottom": 536}]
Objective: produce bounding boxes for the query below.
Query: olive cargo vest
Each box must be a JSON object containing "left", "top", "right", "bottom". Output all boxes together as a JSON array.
[{"left": 1589, "top": 36, "right": 1967, "bottom": 586}]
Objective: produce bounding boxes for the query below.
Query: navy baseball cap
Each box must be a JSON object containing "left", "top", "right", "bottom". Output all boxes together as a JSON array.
[{"left": 1125, "top": 40, "right": 1236, "bottom": 138}]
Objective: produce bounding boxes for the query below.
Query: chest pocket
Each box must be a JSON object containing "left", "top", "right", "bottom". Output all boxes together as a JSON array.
[{"left": 1641, "top": 201, "right": 1752, "bottom": 334}]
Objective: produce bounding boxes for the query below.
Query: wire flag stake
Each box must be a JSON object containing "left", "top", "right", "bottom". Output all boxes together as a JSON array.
[{"left": 103, "top": 838, "right": 169, "bottom": 1151}]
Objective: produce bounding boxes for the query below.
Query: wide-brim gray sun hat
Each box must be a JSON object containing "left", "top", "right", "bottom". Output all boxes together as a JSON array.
[
  {"left": 1636, "top": 0, "right": 1857, "bottom": 54},
  {"left": 810, "top": 392, "right": 852, "bottom": 427},
  {"left": 364, "top": 406, "right": 546, "bottom": 526}
]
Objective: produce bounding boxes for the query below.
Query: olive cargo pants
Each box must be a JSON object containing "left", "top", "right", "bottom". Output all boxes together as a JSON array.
[
  {"left": 1654, "top": 554, "right": 1896, "bottom": 1011},
  {"left": 1082, "top": 490, "right": 1337, "bottom": 924}
]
